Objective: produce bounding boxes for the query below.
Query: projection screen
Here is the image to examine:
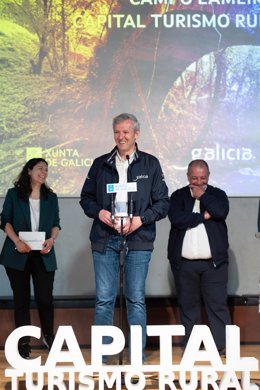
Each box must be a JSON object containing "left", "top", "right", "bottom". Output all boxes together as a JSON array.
[{"left": 0, "top": 0, "right": 260, "bottom": 197}]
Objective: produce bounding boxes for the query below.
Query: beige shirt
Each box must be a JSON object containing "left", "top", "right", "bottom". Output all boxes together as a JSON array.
[
  {"left": 181, "top": 198, "right": 212, "bottom": 260},
  {"left": 29, "top": 198, "right": 40, "bottom": 232}
]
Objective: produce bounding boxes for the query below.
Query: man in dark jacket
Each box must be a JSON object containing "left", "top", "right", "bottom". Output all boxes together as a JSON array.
[
  {"left": 80, "top": 113, "right": 169, "bottom": 361},
  {"left": 167, "top": 159, "right": 231, "bottom": 352}
]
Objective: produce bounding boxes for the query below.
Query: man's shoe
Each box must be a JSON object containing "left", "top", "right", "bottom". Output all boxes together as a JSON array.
[
  {"left": 18, "top": 343, "right": 31, "bottom": 359},
  {"left": 43, "top": 334, "right": 55, "bottom": 350}
]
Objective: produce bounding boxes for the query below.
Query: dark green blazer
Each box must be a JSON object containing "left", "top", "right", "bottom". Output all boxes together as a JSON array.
[{"left": 0, "top": 187, "right": 61, "bottom": 271}]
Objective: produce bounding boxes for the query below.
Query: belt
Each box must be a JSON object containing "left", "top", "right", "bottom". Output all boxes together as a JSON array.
[{"left": 181, "top": 257, "right": 212, "bottom": 261}]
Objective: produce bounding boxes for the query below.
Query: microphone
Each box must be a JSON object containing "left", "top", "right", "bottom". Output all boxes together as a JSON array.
[
  {"left": 111, "top": 193, "right": 115, "bottom": 224},
  {"left": 126, "top": 155, "right": 133, "bottom": 223}
]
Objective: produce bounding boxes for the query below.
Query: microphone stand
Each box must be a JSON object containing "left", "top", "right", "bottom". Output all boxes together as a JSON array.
[
  {"left": 111, "top": 192, "right": 127, "bottom": 366},
  {"left": 117, "top": 154, "right": 133, "bottom": 366},
  {"left": 119, "top": 217, "right": 127, "bottom": 365},
  {"left": 118, "top": 216, "right": 133, "bottom": 366}
]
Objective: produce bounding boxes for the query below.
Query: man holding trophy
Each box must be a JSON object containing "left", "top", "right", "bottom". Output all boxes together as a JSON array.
[{"left": 80, "top": 113, "right": 169, "bottom": 362}]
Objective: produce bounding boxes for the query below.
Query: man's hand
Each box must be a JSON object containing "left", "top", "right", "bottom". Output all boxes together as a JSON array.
[
  {"left": 204, "top": 211, "right": 211, "bottom": 220},
  {"left": 98, "top": 209, "right": 114, "bottom": 228},
  {"left": 113, "top": 216, "right": 144, "bottom": 235},
  {"left": 113, "top": 217, "right": 130, "bottom": 235},
  {"left": 190, "top": 185, "right": 206, "bottom": 199},
  {"left": 126, "top": 216, "right": 143, "bottom": 235}
]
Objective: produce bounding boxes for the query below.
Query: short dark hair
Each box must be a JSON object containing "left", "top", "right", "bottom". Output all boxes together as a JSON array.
[
  {"left": 187, "top": 159, "right": 210, "bottom": 174},
  {"left": 14, "top": 158, "right": 52, "bottom": 200},
  {"left": 112, "top": 113, "right": 140, "bottom": 132}
]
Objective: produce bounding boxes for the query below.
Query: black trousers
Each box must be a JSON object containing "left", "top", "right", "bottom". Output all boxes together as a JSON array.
[
  {"left": 172, "top": 259, "right": 231, "bottom": 350},
  {"left": 6, "top": 251, "right": 55, "bottom": 343}
]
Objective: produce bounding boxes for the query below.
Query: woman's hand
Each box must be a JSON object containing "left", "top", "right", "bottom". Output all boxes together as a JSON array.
[
  {"left": 15, "top": 239, "right": 31, "bottom": 253},
  {"left": 40, "top": 237, "right": 55, "bottom": 254}
]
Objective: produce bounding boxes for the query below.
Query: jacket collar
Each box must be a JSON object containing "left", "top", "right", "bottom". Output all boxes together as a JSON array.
[
  {"left": 106, "top": 143, "right": 140, "bottom": 166},
  {"left": 39, "top": 193, "right": 49, "bottom": 231},
  {"left": 19, "top": 198, "right": 31, "bottom": 230}
]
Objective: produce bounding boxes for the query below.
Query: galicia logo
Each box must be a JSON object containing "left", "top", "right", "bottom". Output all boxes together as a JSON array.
[{"left": 133, "top": 174, "right": 148, "bottom": 181}]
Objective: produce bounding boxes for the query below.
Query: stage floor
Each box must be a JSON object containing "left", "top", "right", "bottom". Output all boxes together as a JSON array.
[{"left": 1, "top": 345, "right": 260, "bottom": 389}]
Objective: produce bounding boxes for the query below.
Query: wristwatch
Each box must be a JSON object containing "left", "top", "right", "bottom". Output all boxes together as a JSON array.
[{"left": 141, "top": 215, "right": 146, "bottom": 225}]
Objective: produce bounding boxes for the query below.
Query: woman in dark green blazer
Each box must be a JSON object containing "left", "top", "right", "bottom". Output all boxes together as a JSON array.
[{"left": 0, "top": 158, "right": 61, "bottom": 358}]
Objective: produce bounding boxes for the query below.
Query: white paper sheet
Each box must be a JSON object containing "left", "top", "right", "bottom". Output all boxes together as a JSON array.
[{"left": 19, "top": 231, "right": 46, "bottom": 250}]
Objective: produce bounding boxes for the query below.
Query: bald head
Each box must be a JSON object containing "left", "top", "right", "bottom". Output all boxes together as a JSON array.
[{"left": 187, "top": 159, "right": 210, "bottom": 190}]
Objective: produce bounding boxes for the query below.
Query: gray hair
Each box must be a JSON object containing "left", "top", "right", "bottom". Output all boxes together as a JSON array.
[{"left": 112, "top": 113, "right": 140, "bottom": 132}]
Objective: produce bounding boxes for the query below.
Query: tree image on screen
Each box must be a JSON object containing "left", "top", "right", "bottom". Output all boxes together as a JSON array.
[{"left": 0, "top": 0, "right": 259, "bottom": 196}]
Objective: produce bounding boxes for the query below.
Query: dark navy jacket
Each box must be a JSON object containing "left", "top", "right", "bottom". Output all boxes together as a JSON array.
[
  {"left": 167, "top": 184, "right": 229, "bottom": 268},
  {"left": 80, "top": 145, "right": 169, "bottom": 252}
]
